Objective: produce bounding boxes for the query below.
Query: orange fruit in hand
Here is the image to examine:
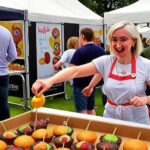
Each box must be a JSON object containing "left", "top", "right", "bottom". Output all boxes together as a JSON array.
[{"left": 31, "top": 94, "right": 45, "bottom": 108}]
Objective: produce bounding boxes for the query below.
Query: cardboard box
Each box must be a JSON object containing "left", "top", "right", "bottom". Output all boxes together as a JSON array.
[{"left": 1, "top": 107, "right": 150, "bottom": 149}]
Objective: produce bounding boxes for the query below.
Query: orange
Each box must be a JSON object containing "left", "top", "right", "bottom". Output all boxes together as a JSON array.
[
  {"left": 31, "top": 94, "right": 45, "bottom": 108},
  {"left": 0, "top": 140, "right": 7, "bottom": 150},
  {"left": 14, "top": 135, "right": 35, "bottom": 148},
  {"left": 123, "top": 139, "right": 148, "bottom": 150}
]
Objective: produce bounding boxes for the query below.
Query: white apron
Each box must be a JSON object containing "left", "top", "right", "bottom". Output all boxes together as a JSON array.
[{"left": 103, "top": 55, "right": 149, "bottom": 124}]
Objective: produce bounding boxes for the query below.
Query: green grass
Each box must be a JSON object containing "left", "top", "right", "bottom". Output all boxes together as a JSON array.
[{"left": 9, "top": 83, "right": 104, "bottom": 117}]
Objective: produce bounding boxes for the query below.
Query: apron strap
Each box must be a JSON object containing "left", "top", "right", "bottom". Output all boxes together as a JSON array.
[
  {"left": 107, "top": 99, "right": 131, "bottom": 106},
  {"left": 108, "top": 55, "right": 136, "bottom": 80}
]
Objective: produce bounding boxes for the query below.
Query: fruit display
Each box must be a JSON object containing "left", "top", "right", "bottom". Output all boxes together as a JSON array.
[
  {"left": 0, "top": 108, "right": 150, "bottom": 149},
  {"left": 0, "top": 118, "right": 150, "bottom": 149},
  {"left": 8, "top": 63, "right": 25, "bottom": 71}
]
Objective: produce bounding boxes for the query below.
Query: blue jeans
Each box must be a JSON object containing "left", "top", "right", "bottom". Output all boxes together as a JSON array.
[
  {"left": 73, "top": 86, "right": 96, "bottom": 112},
  {"left": 0, "top": 75, "right": 10, "bottom": 120}
]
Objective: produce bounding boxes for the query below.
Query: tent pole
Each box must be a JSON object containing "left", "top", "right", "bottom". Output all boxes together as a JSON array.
[
  {"left": 24, "top": 9, "right": 31, "bottom": 109},
  {"left": 103, "top": 23, "right": 107, "bottom": 53}
]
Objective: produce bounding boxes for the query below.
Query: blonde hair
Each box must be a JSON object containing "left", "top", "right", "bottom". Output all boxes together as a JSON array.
[
  {"left": 67, "top": 36, "right": 79, "bottom": 49},
  {"left": 107, "top": 20, "right": 143, "bottom": 56}
]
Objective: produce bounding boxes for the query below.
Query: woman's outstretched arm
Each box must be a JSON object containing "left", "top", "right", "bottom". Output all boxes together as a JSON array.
[{"left": 32, "top": 62, "right": 98, "bottom": 97}]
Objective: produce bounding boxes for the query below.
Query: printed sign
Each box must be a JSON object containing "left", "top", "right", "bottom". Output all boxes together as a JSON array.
[
  {"left": 36, "top": 23, "right": 64, "bottom": 96},
  {"left": 36, "top": 23, "right": 62, "bottom": 79}
]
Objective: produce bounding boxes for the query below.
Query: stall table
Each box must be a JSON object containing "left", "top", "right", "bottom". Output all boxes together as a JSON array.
[
  {"left": 9, "top": 70, "right": 30, "bottom": 110},
  {"left": 1, "top": 108, "right": 150, "bottom": 149}
]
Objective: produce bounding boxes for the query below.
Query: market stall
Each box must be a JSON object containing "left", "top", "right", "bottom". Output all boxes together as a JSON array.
[
  {"left": 0, "top": 6, "right": 30, "bottom": 109},
  {"left": 0, "top": 0, "right": 103, "bottom": 99}
]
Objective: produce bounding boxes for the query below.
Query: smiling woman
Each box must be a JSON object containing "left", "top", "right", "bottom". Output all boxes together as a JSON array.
[{"left": 82, "top": 20, "right": 150, "bottom": 124}]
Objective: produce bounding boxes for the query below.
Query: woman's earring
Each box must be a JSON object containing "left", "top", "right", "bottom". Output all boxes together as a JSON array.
[{"left": 131, "top": 45, "right": 135, "bottom": 51}]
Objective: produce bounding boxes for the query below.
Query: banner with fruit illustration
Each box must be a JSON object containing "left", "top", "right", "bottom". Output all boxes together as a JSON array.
[
  {"left": 36, "top": 23, "right": 64, "bottom": 96},
  {"left": 0, "top": 21, "right": 25, "bottom": 59},
  {"left": 36, "top": 23, "right": 62, "bottom": 79},
  {"left": 0, "top": 21, "right": 25, "bottom": 98}
]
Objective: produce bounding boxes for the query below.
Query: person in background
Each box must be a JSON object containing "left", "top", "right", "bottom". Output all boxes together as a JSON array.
[
  {"left": 94, "top": 35, "right": 104, "bottom": 49},
  {"left": 69, "top": 28, "right": 104, "bottom": 115},
  {"left": 141, "top": 42, "right": 150, "bottom": 115},
  {"left": 141, "top": 45, "right": 150, "bottom": 59},
  {"left": 0, "top": 25, "right": 17, "bottom": 120},
  {"left": 32, "top": 21, "right": 150, "bottom": 125},
  {"left": 54, "top": 36, "right": 79, "bottom": 71},
  {"left": 139, "top": 33, "right": 148, "bottom": 48},
  {"left": 146, "top": 39, "right": 150, "bottom": 46},
  {"left": 142, "top": 37, "right": 149, "bottom": 48},
  {"left": 54, "top": 36, "right": 79, "bottom": 86},
  {"left": 94, "top": 35, "right": 107, "bottom": 106}
]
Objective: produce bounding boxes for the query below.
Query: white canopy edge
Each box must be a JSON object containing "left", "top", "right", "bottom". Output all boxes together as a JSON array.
[
  {"left": 104, "top": 0, "right": 150, "bottom": 25},
  {"left": 0, "top": 0, "right": 103, "bottom": 25},
  {"left": 137, "top": 26, "right": 150, "bottom": 38}
]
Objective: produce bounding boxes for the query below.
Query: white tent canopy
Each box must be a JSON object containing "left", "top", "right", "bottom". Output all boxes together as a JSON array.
[
  {"left": 0, "top": 0, "right": 103, "bottom": 25},
  {"left": 104, "top": 0, "right": 150, "bottom": 25},
  {"left": 137, "top": 26, "right": 150, "bottom": 38}
]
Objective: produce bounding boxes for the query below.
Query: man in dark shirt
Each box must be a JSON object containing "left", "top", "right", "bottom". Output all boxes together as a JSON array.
[{"left": 70, "top": 28, "right": 104, "bottom": 115}]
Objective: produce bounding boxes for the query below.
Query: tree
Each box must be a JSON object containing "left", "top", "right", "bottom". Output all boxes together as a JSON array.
[{"left": 79, "top": 0, "right": 138, "bottom": 16}]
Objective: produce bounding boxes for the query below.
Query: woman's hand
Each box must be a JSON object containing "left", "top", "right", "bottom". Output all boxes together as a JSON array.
[
  {"left": 82, "top": 86, "right": 93, "bottom": 97},
  {"left": 31, "top": 79, "right": 52, "bottom": 97},
  {"left": 130, "top": 96, "right": 148, "bottom": 106}
]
